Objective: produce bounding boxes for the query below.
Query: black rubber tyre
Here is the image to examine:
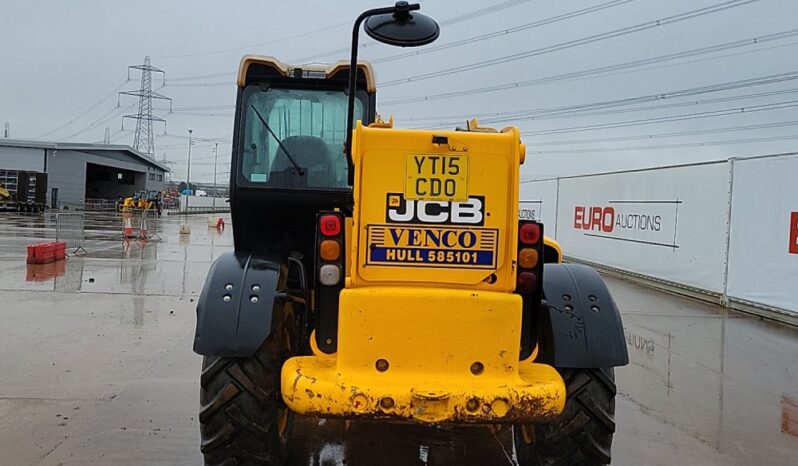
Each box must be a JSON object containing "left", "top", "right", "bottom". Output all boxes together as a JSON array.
[
  {"left": 199, "top": 302, "right": 298, "bottom": 466},
  {"left": 514, "top": 368, "right": 617, "bottom": 466}
]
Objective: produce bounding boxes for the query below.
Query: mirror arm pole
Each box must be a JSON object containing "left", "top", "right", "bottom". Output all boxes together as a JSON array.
[{"left": 345, "top": 6, "right": 396, "bottom": 186}]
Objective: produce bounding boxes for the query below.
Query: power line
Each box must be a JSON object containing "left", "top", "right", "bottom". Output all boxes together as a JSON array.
[
  {"left": 523, "top": 86, "right": 798, "bottom": 121},
  {"left": 527, "top": 133, "right": 798, "bottom": 155},
  {"left": 405, "top": 86, "right": 798, "bottom": 125},
  {"left": 37, "top": 78, "right": 128, "bottom": 138},
  {"left": 379, "top": 0, "right": 761, "bottom": 87},
  {"left": 411, "top": 70, "right": 798, "bottom": 127},
  {"left": 292, "top": 0, "right": 535, "bottom": 64},
  {"left": 62, "top": 104, "right": 135, "bottom": 141},
  {"left": 439, "top": 0, "right": 532, "bottom": 26},
  {"left": 380, "top": 28, "right": 798, "bottom": 106},
  {"left": 522, "top": 99, "right": 798, "bottom": 136},
  {"left": 526, "top": 119, "right": 798, "bottom": 145},
  {"left": 169, "top": 0, "right": 536, "bottom": 82},
  {"left": 154, "top": 21, "right": 350, "bottom": 60},
  {"left": 372, "top": 0, "right": 636, "bottom": 64}
]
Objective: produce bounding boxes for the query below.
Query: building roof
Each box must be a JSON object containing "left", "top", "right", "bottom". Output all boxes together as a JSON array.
[{"left": 0, "top": 139, "right": 170, "bottom": 172}]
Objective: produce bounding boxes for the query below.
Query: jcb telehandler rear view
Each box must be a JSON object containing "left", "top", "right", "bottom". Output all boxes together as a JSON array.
[{"left": 193, "top": 3, "right": 628, "bottom": 465}]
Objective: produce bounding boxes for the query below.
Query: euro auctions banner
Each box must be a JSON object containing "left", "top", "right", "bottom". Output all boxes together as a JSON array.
[
  {"left": 518, "top": 179, "right": 559, "bottom": 239},
  {"left": 727, "top": 154, "right": 798, "bottom": 314},
  {"left": 556, "top": 163, "right": 731, "bottom": 293}
]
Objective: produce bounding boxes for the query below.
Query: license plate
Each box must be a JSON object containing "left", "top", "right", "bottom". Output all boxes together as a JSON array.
[{"left": 405, "top": 154, "right": 468, "bottom": 202}]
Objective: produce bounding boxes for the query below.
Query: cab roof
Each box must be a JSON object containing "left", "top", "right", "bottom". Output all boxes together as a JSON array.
[{"left": 237, "top": 55, "right": 376, "bottom": 92}]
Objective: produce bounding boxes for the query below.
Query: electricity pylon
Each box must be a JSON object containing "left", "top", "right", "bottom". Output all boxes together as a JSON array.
[{"left": 118, "top": 56, "right": 172, "bottom": 158}]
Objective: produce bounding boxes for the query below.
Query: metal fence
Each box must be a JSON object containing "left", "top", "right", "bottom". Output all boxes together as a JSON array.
[
  {"left": 167, "top": 205, "right": 231, "bottom": 214},
  {"left": 55, "top": 213, "right": 87, "bottom": 256},
  {"left": 84, "top": 198, "right": 119, "bottom": 211},
  {"left": 141, "top": 209, "right": 162, "bottom": 241}
]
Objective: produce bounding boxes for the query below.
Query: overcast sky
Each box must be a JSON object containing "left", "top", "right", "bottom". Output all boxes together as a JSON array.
[{"left": 1, "top": 0, "right": 797, "bottom": 183}]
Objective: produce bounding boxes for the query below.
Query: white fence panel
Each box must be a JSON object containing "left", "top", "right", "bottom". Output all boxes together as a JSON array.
[
  {"left": 519, "top": 179, "right": 559, "bottom": 238},
  {"left": 179, "top": 195, "right": 229, "bottom": 212},
  {"left": 726, "top": 154, "right": 798, "bottom": 315},
  {"left": 555, "top": 162, "right": 731, "bottom": 293}
]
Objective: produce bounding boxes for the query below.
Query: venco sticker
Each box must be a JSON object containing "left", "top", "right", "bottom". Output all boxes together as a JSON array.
[
  {"left": 572, "top": 200, "right": 682, "bottom": 249},
  {"left": 366, "top": 224, "right": 498, "bottom": 269}
]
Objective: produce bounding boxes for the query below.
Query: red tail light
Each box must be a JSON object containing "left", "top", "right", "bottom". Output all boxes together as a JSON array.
[
  {"left": 517, "top": 272, "right": 537, "bottom": 293},
  {"left": 320, "top": 214, "right": 341, "bottom": 236},
  {"left": 519, "top": 223, "right": 541, "bottom": 245}
]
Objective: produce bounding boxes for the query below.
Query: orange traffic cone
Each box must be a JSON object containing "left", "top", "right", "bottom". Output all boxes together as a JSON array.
[{"left": 123, "top": 216, "right": 134, "bottom": 238}]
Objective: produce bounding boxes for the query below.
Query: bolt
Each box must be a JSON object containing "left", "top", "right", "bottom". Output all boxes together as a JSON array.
[
  {"left": 562, "top": 294, "right": 571, "bottom": 302},
  {"left": 375, "top": 359, "right": 390, "bottom": 372},
  {"left": 250, "top": 295, "right": 259, "bottom": 303},
  {"left": 222, "top": 295, "right": 232, "bottom": 302},
  {"left": 225, "top": 283, "right": 233, "bottom": 291},
  {"left": 491, "top": 398, "right": 509, "bottom": 417},
  {"left": 466, "top": 398, "right": 480, "bottom": 412},
  {"left": 252, "top": 284, "right": 260, "bottom": 292},
  {"left": 564, "top": 304, "right": 573, "bottom": 312},
  {"left": 379, "top": 397, "right": 395, "bottom": 410},
  {"left": 351, "top": 394, "right": 369, "bottom": 412},
  {"left": 591, "top": 305, "right": 600, "bottom": 313},
  {"left": 470, "top": 362, "right": 484, "bottom": 375},
  {"left": 588, "top": 294, "right": 598, "bottom": 302}
]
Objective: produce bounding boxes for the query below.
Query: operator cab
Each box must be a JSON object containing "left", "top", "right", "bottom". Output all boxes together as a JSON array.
[{"left": 230, "top": 56, "right": 376, "bottom": 256}]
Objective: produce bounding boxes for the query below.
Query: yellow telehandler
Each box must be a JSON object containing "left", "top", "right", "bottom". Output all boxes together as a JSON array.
[{"left": 193, "top": 3, "right": 628, "bottom": 465}]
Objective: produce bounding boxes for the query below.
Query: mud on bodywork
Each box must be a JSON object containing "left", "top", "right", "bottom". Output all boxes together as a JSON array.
[{"left": 282, "top": 358, "right": 566, "bottom": 424}]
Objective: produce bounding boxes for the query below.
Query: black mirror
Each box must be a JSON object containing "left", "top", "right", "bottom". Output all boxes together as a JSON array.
[
  {"left": 364, "top": 2, "right": 440, "bottom": 47},
  {"left": 344, "top": 2, "right": 440, "bottom": 184}
]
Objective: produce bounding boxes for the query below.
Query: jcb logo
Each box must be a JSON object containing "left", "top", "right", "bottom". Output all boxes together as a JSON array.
[{"left": 385, "top": 193, "right": 484, "bottom": 226}]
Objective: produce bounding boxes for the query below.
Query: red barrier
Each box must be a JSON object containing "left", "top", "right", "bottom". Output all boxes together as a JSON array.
[
  {"left": 53, "top": 241, "right": 66, "bottom": 261},
  {"left": 26, "top": 242, "right": 67, "bottom": 264}
]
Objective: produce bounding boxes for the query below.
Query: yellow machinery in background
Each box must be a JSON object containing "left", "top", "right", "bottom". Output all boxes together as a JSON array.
[{"left": 118, "top": 190, "right": 159, "bottom": 212}]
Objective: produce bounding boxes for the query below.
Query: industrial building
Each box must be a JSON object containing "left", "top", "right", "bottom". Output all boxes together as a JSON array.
[{"left": 0, "top": 139, "right": 169, "bottom": 208}]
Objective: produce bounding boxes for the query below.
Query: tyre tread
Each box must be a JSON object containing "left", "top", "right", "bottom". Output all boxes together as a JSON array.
[{"left": 515, "top": 367, "right": 617, "bottom": 466}]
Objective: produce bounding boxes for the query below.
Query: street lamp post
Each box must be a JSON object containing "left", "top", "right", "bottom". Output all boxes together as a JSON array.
[{"left": 186, "top": 128, "right": 193, "bottom": 212}]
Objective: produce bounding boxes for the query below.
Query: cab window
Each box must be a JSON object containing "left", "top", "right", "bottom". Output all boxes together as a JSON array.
[{"left": 240, "top": 87, "right": 364, "bottom": 189}]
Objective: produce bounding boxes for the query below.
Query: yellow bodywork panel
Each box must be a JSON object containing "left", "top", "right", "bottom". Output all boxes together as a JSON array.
[
  {"left": 282, "top": 287, "right": 565, "bottom": 423},
  {"left": 544, "top": 236, "right": 563, "bottom": 263},
  {"left": 348, "top": 122, "right": 522, "bottom": 291},
  {"left": 281, "top": 122, "right": 565, "bottom": 424}
]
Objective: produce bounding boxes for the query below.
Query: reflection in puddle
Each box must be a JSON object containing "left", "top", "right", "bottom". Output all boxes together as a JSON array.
[
  {"left": 312, "top": 443, "right": 346, "bottom": 466},
  {"left": 120, "top": 241, "right": 158, "bottom": 294},
  {"left": 26, "top": 258, "right": 85, "bottom": 292},
  {"left": 783, "top": 395, "right": 798, "bottom": 438},
  {"left": 25, "top": 260, "right": 66, "bottom": 282}
]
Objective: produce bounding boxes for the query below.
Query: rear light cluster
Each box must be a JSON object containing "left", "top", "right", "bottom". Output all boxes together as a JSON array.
[
  {"left": 315, "top": 211, "right": 346, "bottom": 354},
  {"left": 317, "top": 214, "right": 343, "bottom": 286},
  {"left": 517, "top": 221, "right": 544, "bottom": 294}
]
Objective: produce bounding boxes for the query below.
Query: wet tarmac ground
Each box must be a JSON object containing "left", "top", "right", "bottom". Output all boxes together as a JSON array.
[{"left": 0, "top": 211, "right": 796, "bottom": 465}]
